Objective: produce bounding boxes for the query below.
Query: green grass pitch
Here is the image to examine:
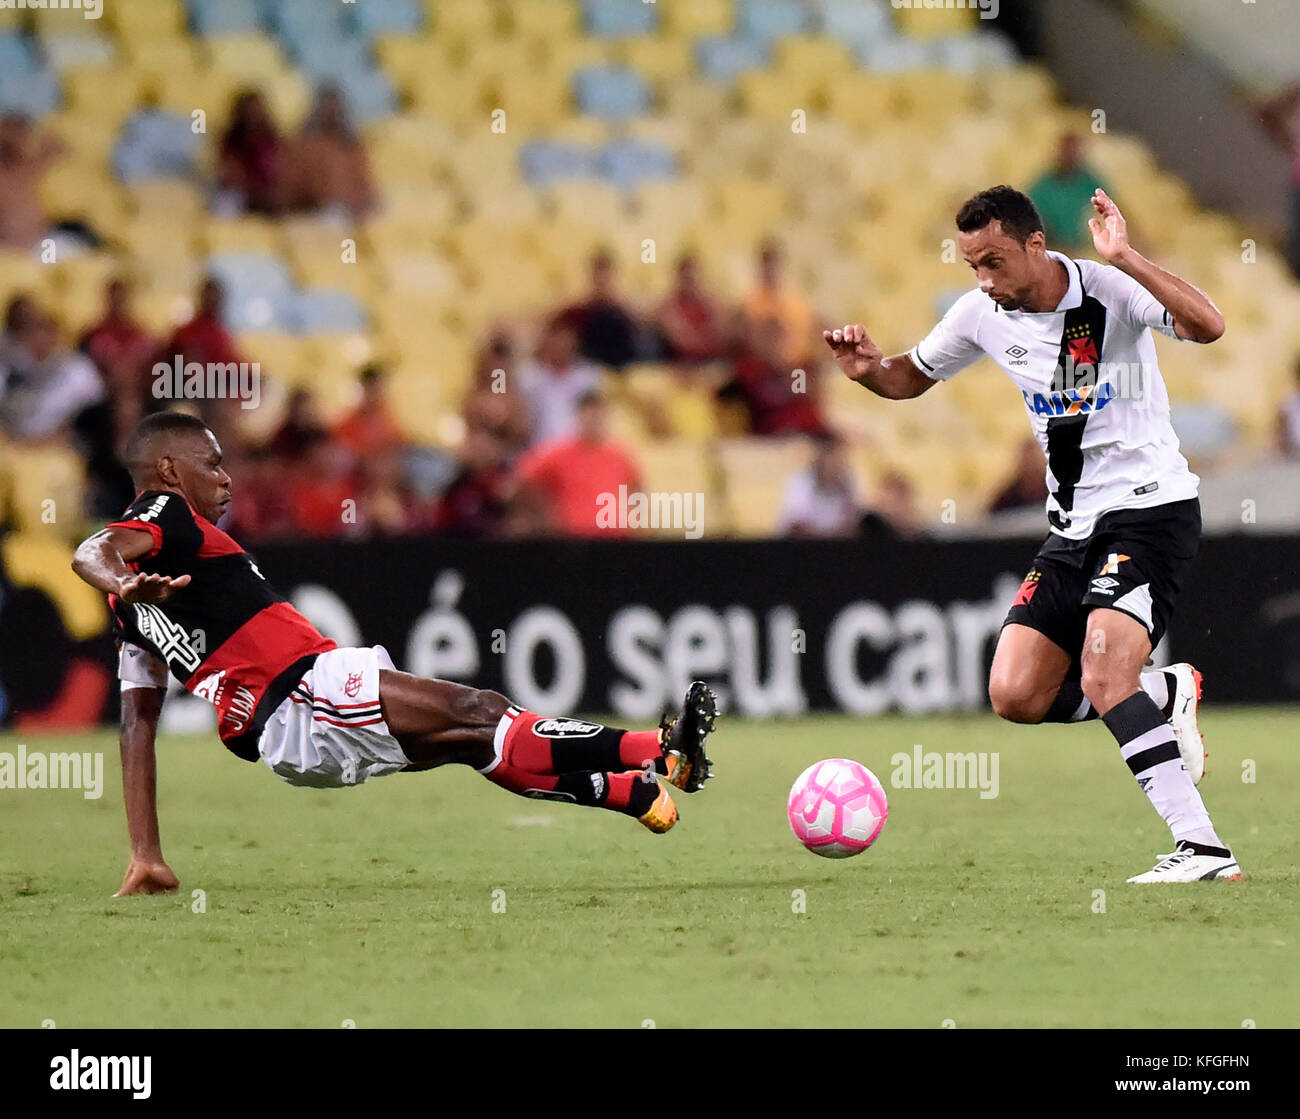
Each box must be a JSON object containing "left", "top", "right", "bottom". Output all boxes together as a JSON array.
[{"left": 1, "top": 708, "right": 1295, "bottom": 1027}]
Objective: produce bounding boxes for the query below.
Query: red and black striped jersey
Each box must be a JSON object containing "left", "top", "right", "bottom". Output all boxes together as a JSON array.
[{"left": 108, "top": 489, "right": 336, "bottom": 760}]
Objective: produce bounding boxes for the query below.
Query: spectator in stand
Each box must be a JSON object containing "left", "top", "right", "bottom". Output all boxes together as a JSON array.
[
  {"left": 358, "top": 446, "right": 420, "bottom": 535},
  {"left": 80, "top": 277, "right": 158, "bottom": 447},
  {"left": 0, "top": 113, "right": 68, "bottom": 252},
  {"left": 0, "top": 306, "right": 104, "bottom": 443},
  {"left": 987, "top": 438, "right": 1050, "bottom": 515},
  {"left": 165, "top": 277, "right": 245, "bottom": 370},
  {"left": 1027, "top": 133, "right": 1112, "bottom": 251},
  {"left": 517, "top": 318, "right": 602, "bottom": 446},
  {"left": 656, "top": 253, "right": 728, "bottom": 365},
  {"left": 463, "top": 329, "right": 532, "bottom": 456},
  {"left": 224, "top": 444, "right": 294, "bottom": 541},
  {"left": 216, "top": 89, "right": 286, "bottom": 217},
  {"left": 724, "top": 314, "right": 829, "bottom": 438},
  {"left": 334, "top": 363, "right": 405, "bottom": 459},
  {"left": 285, "top": 86, "right": 377, "bottom": 221},
  {"left": 1275, "top": 356, "right": 1300, "bottom": 458},
  {"left": 266, "top": 386, "right": 330, "bottom": 465},
  {"left": 283, "top": 429, "right": 357, "bottom": 538},
  {"left": 778, "top": 434, "right": 860, "bottom": 538},
  {"left": 860, "top": 470, "right": 923, "bottom": 543},
  {"left": 432, "top": 419, "right": 517, "bottom": 538},
  {"left": 516, "top": 389, "right": 640, "bottom": 539},
  {"left": 161, "top": 277, "right": 249, "bottom": 446},
  {"left": 741, "top": 239, "right": 820, "bottom": 369},
  {"left": 1257, "top": 83, "right": 1300, "bottom": 280},
  {"left": 0, "top": 293, "right": 38, "bottom": 371},
  {"left": 555, "top": 249, "right": 643, "bottom": 370}
]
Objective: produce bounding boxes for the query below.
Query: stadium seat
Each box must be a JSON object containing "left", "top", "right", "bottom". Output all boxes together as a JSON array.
[
  {"left": 660, "top": 0, "right": 734, "bottom": 38},
  {"left": 737, "top": 0, "right": 808, "bottom": 43},
  {"left": 504, "top": 0, "right": 581, "bottom": 39},
  {"left": 816, "top": 0, "right": 894, "bottom": 45},
  {"left": 288, "top": 290, "right": 369, "bottom": 334},
  {"left": 695, "top": 36, "right": 770, "bottom": 83},
  {"left": 188, "top": 0, "right": 262, "bottom": 36},
  {"left": 584, "top": 0, "right": 658, "bottom": 38},
  {"left": 573, "top": 65, "right": 653, "bottom": 120},
  {"left": 349, "top": 0, "right": 426, "bottom": 39},
  {"left": 206, "top": 251, "right": 297, "bottom": 332},
  {"left": 110, "top": 110, "right": 204, "bottom": 183},
  {"left": 598, "top": 138, "right": 677, "bottom": 191},
  {"left": 717, "top": 436, "right": 816, "bottom": 536}
]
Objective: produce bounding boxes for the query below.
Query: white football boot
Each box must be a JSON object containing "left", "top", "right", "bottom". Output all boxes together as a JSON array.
[
  {"left": 1164, "top": 662, "right": 1205, "bottom": 785},
  {"left": 1127, "top": 841, "right": 1242, "bottom": 884}
]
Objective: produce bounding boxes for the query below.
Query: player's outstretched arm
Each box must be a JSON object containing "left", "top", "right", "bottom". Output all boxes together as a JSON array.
[
  {"left": 115, "top": 685, "right": 178, "bottom": 897},
  {"left": 72, "top": 527, "right": 191, "bottom": 602},
  {"left": 1088, "top": 189, "right": 1225, "bottom": 344},
  {"left": 824, "top": 324, "right": 936, "bottom": 400}
]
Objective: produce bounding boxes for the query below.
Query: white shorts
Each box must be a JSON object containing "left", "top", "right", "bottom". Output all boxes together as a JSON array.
[{"left": 258, "top": 646, "right": 410, "bottom": 788}]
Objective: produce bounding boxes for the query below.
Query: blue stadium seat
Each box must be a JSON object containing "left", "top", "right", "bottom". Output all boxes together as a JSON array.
[
  {"left": 816, "top": 0, "right": 894, "bottom": 45},
  {"left": 331, "top": 68, "right": 397, "bottom": 123},
  {"left": 598, "top": 138, "right": 677, "bottom": 191},
  {"left": 188, "top": 0, "right": 263, "bottom": 36},
  {"left": 695, "top": 36, "right": 770, "bottom": 82},
  {"left": 583, "top": 0, "right": 658, "bottom": 38},
  {"left": 0, "top": 67, "right": 59, "bottom": 116},
  {"left": 207, "top": 253, "right": 296, "bottom": 332},
  {"left": 111, "top": 110, "right": 204, "bottom": 182},
  {"left": 348, "top": 0, "right": 425, "bottom": 38},
  {"left": 856, "top": 35, "right": 933, "bottom": 72},
  {"left": 737, "top": 0, "right": 808, "bottom": 43},
  {"left": 291, "top": 35, "right": 372, "bottom": 81},
  {"left": 288, "top": 289, "right": 368, "bottom": 334},
  {"left": 0, "top": 34, "right": 35, "bottom": 76},
  {"left": 573, "top": 65, "right": 651, "bottom": 120},
  {"left": 262, "top": 0, "right": 346, "bottom": 39},
  {"left": 519, "top": 141, "right": 601, "bottom": 187}
]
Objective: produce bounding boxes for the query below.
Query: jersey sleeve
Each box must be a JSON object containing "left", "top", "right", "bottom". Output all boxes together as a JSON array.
[
  {"left": 118, "top": 641, "right": 170, "bottom": 690},
  {"left": 908, "top": 291, "right": 987, "bottom": 381},
  {"left": 1090, "top": 262, "right": 1185, "bottom": 341},
  {"left": 107, "top": 491, "right": 202, "bottom": 563}
]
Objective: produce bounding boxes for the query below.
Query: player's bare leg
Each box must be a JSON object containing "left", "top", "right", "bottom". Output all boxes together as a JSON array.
[
  {"left": 377, "top": 670, "right": 718, "bottom": 833},
  {"left": 988, "top": 623, "right": 1071, "bottom": 723},
  {"left": 1079, "top": 609, "right": 1239, "bottom": 882}
]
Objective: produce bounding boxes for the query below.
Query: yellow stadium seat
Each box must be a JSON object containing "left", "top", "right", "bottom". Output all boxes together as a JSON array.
[
  {"left": 124, "top": 180, "right": 205, "bottom": 221},
  {"left": 501, "top": 0, "right": 580, "bottom": 39},
  {"left": 203, "top": 35, "right": 290, "bottom": 84},
  {"left": 237, "top": 331, "right": 311, "bottom": 382},
  {"left": 108, "top": 0, "right": 187, "bottom": 39},
  {"left": 373, "top": 34, "right": 456, "bottom": 93},
  {"left": 892, "top": 2, "right": 977, "bottom": 39},
  {"left": 660, "top": 0, "right": 734, "bottom": 37},
  {"left": 616, "top": 38, "right": 692, "bottom": 84},
  {"left": 716, "top": 436, "right": 816, "bottom": 536},
  {"left": 427, "top": 0, "right": 503, "bottom": 42},
  {"left": 200, "top": 218, "right": 282, "bottom": 256},
  {"left": 546, "top": 181, "right": 630, "bottom": 230},
  {"left": 633, "top": 442, "right": 718, "bottom": 536},
  {"left": 773, "top": 35, "right": 855, "bottom": 80}
]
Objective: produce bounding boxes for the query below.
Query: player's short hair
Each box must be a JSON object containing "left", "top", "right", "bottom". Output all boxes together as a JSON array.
[
  {"left": 123, "top": 411, "right": 213, "bottom": 481},
  {"left": 955, "top": 186, "right": 1044, "bottom": 245}
]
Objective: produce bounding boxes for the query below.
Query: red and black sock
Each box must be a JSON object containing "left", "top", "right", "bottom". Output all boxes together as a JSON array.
[
  {"left": 496, "top": 708, "right": 665, "bottom": 776},
  {"left": 480, "top": 759, "right": 660, "bottom": 818}
]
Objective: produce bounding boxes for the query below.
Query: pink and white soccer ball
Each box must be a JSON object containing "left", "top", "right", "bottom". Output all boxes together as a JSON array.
[{"left": 787, "top": 758, "right": 888, "bottom": 858}]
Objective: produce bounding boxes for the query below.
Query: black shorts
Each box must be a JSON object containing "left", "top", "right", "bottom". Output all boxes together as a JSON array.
[{"left": 1002, "top": 498, "right": 1201, "bottom": 663}]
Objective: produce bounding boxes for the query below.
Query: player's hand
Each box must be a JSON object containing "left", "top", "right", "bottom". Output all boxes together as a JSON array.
[
  {"left": 823, "top": 324, "right": 883, "bottom": 383},
  {"left": 1088, "top": 189, "right": 1131, "bottom": 263},
  {"left": 118, "top": 571, "right": 191, "bottom": 604},
  {"left": 114, "top": 856, "right": 178, "bottom": 897}
]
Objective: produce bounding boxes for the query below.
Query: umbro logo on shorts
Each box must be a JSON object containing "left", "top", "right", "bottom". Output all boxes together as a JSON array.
[
  {"left": 533, "top": 718, "right": 602, "bottom": 738},
  {"left": 1090, "top": 576, "right": 1119, "bottom": 595}
]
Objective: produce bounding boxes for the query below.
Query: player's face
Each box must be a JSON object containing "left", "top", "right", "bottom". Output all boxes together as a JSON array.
[
  {"left": 170, "top": 430, "right": 233, "bottom": 523},
  {"left": 959, "top": 222, "right": 1038, "bottom": 311}
]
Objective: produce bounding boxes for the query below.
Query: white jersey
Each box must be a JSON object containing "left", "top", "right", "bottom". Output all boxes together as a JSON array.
[{"left": 909, "top": 251, "right": 1199, "bottom": 539}]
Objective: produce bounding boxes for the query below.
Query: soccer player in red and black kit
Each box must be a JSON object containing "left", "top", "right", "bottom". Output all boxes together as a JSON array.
[{"left": 72, "top": 412, "right": 717, "bottom": 896}]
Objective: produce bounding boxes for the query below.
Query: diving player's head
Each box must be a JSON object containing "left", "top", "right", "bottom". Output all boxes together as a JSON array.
[
  {"left": 955, "top": 186, "right": 1053, "bottom": 312},
  {"left": 124, "top": 411, "right": 232, "bottom": 524}
]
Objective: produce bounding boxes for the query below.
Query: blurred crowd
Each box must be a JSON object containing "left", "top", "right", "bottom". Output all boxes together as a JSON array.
[{"left": 6, "top": 87, "right": 1300, "bottom": 547}]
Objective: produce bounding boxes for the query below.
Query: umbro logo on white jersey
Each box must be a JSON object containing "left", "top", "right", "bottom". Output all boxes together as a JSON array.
[{"left": 1005, "top": 344, "right": 1028, "bottom": 361}]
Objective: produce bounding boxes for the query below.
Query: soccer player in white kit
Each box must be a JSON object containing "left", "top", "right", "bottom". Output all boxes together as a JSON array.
[{"left": 826, "top": 185, "right": 1241, "bottom": 883}]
